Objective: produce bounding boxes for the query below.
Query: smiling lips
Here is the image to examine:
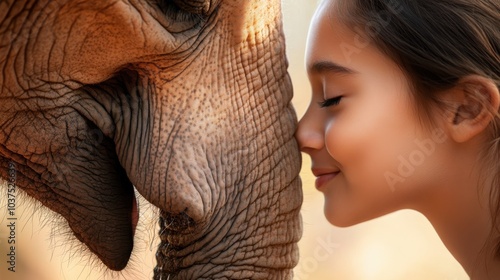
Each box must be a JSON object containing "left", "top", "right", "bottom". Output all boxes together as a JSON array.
[{"left": 313, "top": 169, "right": 340, "bottom": 190}]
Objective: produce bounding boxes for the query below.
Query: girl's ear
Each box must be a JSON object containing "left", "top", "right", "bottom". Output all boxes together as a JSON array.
[{"left": 442, "top": 75, "right": 500, "bottom": 143}]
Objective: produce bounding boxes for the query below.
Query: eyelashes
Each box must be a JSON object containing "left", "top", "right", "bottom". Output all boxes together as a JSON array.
[
  {"left": 318, "top": 96, "right": 343, "bottom": 108},
  {"left": 155, "top": 0, "right": 202, "bottom": 22},
  {"left": 163, "top": 4, "right": 197, "bottom": 22}
]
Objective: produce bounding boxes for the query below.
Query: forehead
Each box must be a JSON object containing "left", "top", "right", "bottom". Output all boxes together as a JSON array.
[
  {"left": 305, "top": 1, "right": 413, "bottom": 99},
  {"left": 305, "top": 1, "right": 400, "bottom": 76},
  {"left": 306, "top": 1, "right": 354, "bottom": 67}
]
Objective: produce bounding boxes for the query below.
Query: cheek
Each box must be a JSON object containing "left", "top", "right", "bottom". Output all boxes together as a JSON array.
[{"left": 325, "top": 98, "right": 423, "bottom": 194}]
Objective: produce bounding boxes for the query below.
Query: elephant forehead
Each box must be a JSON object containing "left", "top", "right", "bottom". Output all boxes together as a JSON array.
[{"left": 225, "top": 1, "right": 281, "bottom": 45}]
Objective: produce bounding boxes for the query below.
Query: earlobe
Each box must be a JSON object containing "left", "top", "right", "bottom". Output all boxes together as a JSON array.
[{"left": 445, "top": 75, "right": 499, "bottom": 143}]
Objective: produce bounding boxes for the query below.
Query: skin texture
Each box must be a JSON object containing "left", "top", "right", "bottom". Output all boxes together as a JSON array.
[
  {"left": 0, "top": 0, "right": 302, "bottom": 278},
  {"left": 297, "top": 0, "right": 500, "bottom": 278}
]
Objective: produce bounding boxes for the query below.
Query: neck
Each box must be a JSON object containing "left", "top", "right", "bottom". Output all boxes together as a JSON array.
[{"left": 415, "top": 163, "right": 500, "bottom": 279}]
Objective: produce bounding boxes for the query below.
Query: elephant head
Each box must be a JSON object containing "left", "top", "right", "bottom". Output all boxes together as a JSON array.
[{"left": 0, "top": 0, "right": 302, "bottom": 278}]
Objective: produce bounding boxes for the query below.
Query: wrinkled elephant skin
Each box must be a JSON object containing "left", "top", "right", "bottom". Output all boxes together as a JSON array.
[{"left": 0, "top": 0, "right": 302, "bottom": 279}]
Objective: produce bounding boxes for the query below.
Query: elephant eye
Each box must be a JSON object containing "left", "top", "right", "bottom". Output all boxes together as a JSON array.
[{"left": 156, "top": 0, "right": 205, "bottom": 30}]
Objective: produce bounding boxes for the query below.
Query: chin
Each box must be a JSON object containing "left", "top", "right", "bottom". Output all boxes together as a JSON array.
[
  {"left": 324, "top": 207, "right": 369, "bottom": 228},
  {"left": 323, "top": 201, "right": 397, "bottom": 228}
]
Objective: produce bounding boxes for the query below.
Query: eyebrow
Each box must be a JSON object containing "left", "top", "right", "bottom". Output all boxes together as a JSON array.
[{"left": 308, "top": 61, "right": 357, "bottom": 75}]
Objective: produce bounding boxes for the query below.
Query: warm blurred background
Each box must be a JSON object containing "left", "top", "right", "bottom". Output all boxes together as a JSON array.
[{"left": 0, "top": 0, "right": 469, "bottom": 279}]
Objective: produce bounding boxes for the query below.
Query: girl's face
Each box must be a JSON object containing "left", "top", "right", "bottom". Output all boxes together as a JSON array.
[{"left": 297, "top": 1, "right": 451, "bottom": 226}]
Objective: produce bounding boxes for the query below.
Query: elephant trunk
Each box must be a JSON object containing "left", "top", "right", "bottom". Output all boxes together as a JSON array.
[{"left": 143, "top": 6, "right": 302, "bottom": 278}]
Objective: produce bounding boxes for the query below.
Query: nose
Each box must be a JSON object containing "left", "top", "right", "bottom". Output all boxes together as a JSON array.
[{"left": 296, "top": 106, "right": 324, "bottom": 153}]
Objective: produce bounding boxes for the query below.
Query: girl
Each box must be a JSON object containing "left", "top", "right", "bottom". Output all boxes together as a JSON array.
[{"left": 296, "top": 0, "right": 500, "bottom": 279}]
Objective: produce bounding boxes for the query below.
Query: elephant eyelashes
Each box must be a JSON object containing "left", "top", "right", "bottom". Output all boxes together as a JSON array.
[{"left": 157, "top": 1, "right": 204, "bottom": 23}]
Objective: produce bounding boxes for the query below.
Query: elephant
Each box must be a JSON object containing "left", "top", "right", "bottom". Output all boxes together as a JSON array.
[{"left": 0, "top": 0, "right": 303, "bottom": 279}]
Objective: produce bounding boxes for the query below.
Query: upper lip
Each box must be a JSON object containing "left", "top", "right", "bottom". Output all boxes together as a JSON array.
[{"left": 311, "top": 168, "right": 341, "bottom": 177}]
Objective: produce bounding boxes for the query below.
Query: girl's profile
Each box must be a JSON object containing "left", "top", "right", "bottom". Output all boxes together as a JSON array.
[{"left": 296, "top": 0, "right": 500, "bottom": 279}]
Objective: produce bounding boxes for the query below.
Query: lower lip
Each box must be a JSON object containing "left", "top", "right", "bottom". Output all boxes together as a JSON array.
[{"left": 315, "top": 172, "right": 340, "bottom": 190}]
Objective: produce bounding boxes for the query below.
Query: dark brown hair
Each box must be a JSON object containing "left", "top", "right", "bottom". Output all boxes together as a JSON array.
[{"left": 334, "top": 0, "right": 500, "bottom": 258}]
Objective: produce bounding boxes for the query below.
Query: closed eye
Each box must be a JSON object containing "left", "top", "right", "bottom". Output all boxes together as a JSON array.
[
  {"left": 160, "top": 2, "right": 200, "bottom": 22},
  {"left": 318, "top": 96, "right": 343, "bottom": 108},
  {"left": 153, "top": 0, "right": 207, "bottom": 32}
]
